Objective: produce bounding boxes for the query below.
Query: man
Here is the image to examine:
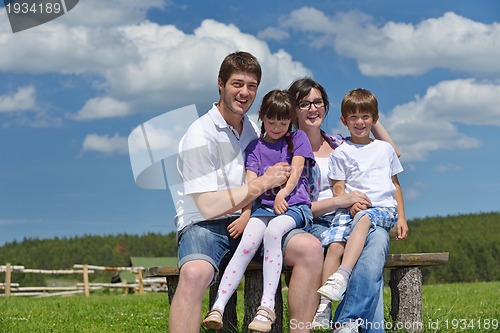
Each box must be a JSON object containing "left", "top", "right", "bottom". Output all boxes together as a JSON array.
[{"left": 168, "top": 51, "right": 323, "bottom": 332}]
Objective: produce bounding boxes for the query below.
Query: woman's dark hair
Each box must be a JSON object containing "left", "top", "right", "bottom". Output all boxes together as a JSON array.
[{"left": 287, "top": 77, "right": 330, "bottom": 118}]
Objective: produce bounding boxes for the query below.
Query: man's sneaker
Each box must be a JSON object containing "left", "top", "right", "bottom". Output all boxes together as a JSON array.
[
  {"left": 311, "top": 302, "right": 332, "bottom": 330},
  {"left": 333, "top": 321, "right": 360, "bottom": 333},
  {"left": 317, "top": 272, "right": 347, "bottom": 301}
]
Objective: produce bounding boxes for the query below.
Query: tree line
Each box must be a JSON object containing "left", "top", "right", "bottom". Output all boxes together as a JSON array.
[
  {"left": 1, "top": 212, "right": 498, "bottom": 286},
  {"left": 388, "top": 211, "right": 499, "bottom": 283}
]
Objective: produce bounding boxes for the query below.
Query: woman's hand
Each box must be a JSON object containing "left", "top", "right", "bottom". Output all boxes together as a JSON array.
[
  {"left": 350, "top": 202, "right": 368, "bottom": 216},
  {"left": 336, "top": 191, "right": 371, "bottom": 209}
]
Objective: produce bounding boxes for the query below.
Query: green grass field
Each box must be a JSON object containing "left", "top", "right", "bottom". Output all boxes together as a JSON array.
[{"left": 1, "top": 281, "right": 498, "bottom": 332}]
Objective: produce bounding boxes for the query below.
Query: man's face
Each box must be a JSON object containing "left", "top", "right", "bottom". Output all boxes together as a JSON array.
[{"left": 218, "top": 72, "right": 259, "bottom": 117}]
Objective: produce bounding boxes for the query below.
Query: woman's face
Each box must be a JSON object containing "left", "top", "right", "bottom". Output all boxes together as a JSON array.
[{"left": 295, "top": 88, "right": 326, "bottom": 130}]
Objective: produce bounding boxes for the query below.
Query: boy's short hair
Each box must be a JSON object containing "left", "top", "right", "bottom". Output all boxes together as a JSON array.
[
  {"left": 218, "top": 51, "right": 262, "bottom": 90},
  {"left": 341, "top": 88, "right": 378, "bottom": 119}
]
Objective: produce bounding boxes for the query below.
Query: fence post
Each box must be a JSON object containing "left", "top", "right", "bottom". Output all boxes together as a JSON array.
[
  {"left": 137, "top": 268, "right": 144, "bottom": 294},
  {"left": 83, "top": 264, "right": 90, "bottom": 298},
  {"left": 5, "top": 263, "right": 12, "bottom": 298}
]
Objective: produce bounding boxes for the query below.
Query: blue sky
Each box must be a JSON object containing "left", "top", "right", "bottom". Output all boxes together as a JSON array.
[{"left": 1, "top": 0, "right": 499, "bottom": 246}]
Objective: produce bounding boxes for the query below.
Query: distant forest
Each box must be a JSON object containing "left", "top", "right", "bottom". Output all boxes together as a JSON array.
[{"left": 1, "top": 212, "right": 498, "bottom": 286}]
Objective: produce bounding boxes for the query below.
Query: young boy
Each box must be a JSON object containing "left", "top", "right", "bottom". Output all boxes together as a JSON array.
[{"left": 317, "top": 88, "right": 408, "bottom": 302}]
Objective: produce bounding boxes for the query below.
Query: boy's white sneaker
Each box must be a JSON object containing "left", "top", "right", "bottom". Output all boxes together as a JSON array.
[
  {"left": 317, "top": 272, "right": 347, "bottom": 301},
  {"left": 332, "top": 321, "right": 359, "bottom": 333},
  {"left": 311, "top": 302, "right": 332, "bottom": 330}
]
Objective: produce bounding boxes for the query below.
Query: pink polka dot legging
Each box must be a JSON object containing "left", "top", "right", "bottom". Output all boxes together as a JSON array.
[{"left": 211, "top": 214, "right": 297, "bottom": 313}]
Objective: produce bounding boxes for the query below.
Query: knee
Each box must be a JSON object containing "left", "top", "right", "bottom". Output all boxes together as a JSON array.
[
  {"left": 286, "top": 233, "right": 323, "bottom": 267},
  {"left": 365, "top": 228, "right": 390, "bottom": 255},
  {"left": 327, "top": 242, "right": 345, "bottom": 256},
  {"left": 178, "top": 261, "right": 213, "bottom": 289}
]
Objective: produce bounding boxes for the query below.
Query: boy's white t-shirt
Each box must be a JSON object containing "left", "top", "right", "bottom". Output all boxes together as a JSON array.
[{"left": 328, "top": 139, "right": 403, "bottom": 208}]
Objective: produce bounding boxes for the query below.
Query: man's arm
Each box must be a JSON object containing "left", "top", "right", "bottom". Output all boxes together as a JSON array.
[{"left": 193, "top": 162, "right": 290, "bottom": 219}]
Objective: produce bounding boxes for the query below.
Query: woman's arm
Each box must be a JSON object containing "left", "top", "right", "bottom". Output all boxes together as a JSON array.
[
  {"left": 311, "top": 190, "right": 371, "bottom": 218},
  {"left": 372, "top": 121, "right": 401, "bottom": 157}
]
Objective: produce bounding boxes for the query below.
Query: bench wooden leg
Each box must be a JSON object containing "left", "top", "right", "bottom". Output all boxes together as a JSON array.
[
  {"left": 209, "top": 276, "right": 238, "bottom": 332},
  {"left": 389, "top": 267, "right": 423, "bottom": 333},
  {"left": 166, "top": 276, "right": 178, "bottom": 304},
  {"left": 244, "top": 269, "right": 283, "bottom": 333}
]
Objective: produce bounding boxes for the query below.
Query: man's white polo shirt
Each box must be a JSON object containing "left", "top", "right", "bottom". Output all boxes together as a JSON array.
[{"left": 174, "top": 104, "right": 258, "bottom": 233}]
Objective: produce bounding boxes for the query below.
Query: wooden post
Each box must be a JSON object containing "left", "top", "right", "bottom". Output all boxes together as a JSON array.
[
  {"left": 243, "top": 269, "right": 283, "bottom": 333},
  {"left": 83, "top": 264, "right": 90, "bottom": 298},
  {"left": 166, "top": 276, "right": 178, "bottom": 304},
  {"left": 122, "top": 278, "right": 128, "bottom": 295},
  {"left": 5, "top": 263, "right": 11, "bottom": 298},
  {"left": 209, "top": 276, "right": 238, "bottom": 332},
  {"left": 137, "top": 269, "right": 144, "bottom": 295},
  {"left": 390, "top": 267, "right": 423, "bottom": 333}
]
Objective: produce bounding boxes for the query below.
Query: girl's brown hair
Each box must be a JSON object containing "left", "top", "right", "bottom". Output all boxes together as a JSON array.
[{"left": 258, "top": 89, "right": 296, "bottom": 153}]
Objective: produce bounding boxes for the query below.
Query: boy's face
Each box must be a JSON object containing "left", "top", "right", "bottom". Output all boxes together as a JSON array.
[
  {"left": 218, "top": 72, "right": 259, "bottom": 118},
  {"left": 341, "top": 110, "right": 379, "bottom": 141}
]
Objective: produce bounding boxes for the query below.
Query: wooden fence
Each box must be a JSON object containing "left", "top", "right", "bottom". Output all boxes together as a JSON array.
[{"left": 0, "top": 263, "right": 166, "bottom": 298}]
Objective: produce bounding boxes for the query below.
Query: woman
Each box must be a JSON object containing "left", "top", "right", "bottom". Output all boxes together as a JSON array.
[{"left": 288, "top": 78, "right": 400, "bottom": 333}]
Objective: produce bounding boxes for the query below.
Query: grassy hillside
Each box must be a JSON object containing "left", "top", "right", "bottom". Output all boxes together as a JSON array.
[
  {"left": 1, "top": 212, "right": 499, "bottom": 284},
  {"left": 1, "top": 281, "right": 498, "bottom": 332},
  {"left": 388, "top": 212, "right": 499, "bottom": 283}
]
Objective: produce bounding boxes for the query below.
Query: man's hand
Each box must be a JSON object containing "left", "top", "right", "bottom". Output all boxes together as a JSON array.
[{"left": 262, "top": 162, "right": 290, "bottom": 189}]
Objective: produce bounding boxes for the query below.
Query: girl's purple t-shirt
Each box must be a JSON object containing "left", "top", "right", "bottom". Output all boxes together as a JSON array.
[{"left": 245, "top": 129, "right": 314, "bottom": 206}]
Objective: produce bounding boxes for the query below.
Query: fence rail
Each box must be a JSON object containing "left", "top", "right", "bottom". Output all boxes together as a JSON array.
[{"left": 0, "top": 262, "right": 166, "bottom": 298}]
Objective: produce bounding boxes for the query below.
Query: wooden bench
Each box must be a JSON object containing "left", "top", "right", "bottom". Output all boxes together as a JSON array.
[{"left": 143, "top": 252, "right": 449, "bottom": 333}]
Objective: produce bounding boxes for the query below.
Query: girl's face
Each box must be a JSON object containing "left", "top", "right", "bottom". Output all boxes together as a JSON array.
[
  {"left": 262, "top": 115, "right": 291, "bottom": 143},
  {"left": 295, "top": 88, "right": 326, "bottom": 130}
]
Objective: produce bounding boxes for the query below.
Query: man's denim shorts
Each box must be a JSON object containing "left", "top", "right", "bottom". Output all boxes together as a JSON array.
[{"left": 177, "top": 217, "right": 305, "bottom": 285}]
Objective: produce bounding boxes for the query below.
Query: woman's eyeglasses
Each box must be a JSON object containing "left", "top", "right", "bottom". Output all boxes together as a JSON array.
[{"left": 297, "top": 99, "right": 324, "bottom": 111}]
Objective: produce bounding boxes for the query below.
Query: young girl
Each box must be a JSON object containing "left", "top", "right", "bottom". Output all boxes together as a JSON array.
[{"left": 201, "top": 89, "right": 315, "bottom": 332}]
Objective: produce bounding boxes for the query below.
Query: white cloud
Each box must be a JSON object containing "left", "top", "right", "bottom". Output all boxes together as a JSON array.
[
  {"left": 56, "top": 0, "right": 166, "bottom": 27},
  {"left": 81, "top": 133, "right": 128, "bottom": 155},
  {"left": 435, "top": 164, "right": 462, "bottom": 172},
  {"left": 384, "top": 79, "right": 500, "bottom": 161},
  {"left": 279, "top": 9, "right": 500, "bottom": 77},
  {"left": 71, "top": 97, "right": 131, "bottom": 120},
  {"left": 0, "top": 16, "right": 310, "bottom": 118},
  {"left": 0, "top": 85, "right": 36, "bottom": 112},
  {"left": 257, "top": 27, "right": 290, "bottom": 42}
]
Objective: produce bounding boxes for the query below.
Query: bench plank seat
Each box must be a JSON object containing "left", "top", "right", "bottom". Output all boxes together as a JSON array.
[{"left": 143, "top": 252, "right": 449, "bottom": 333}]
